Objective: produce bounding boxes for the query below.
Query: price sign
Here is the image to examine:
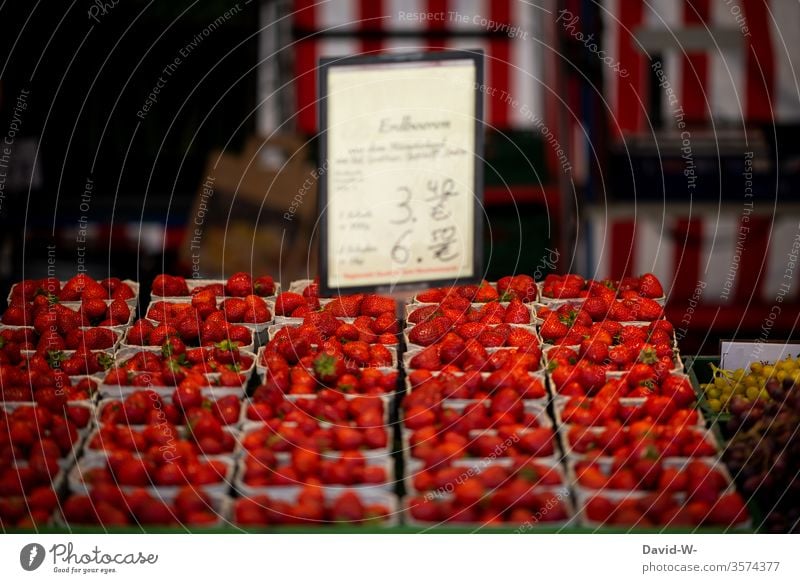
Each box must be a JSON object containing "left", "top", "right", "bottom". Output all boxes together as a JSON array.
[{"left": 318, "top": 50, "right": 484, "bottom": 295}]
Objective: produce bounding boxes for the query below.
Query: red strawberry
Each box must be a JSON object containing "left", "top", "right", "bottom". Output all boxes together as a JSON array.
[
  {"left": 506, "top": 327, "right": 539, "bottom": 350},
  {"left": 583, "top": 297, "right": 609, "bottom": 320},
  {"left": 313, "top": 353, "right": 346, "bottom": 384},
  {"left": 371, "top": 312, "right": 399, "bottom": 334},
  {"left": 608, "top": 301, "right": 635, "bottom": 322},
  {"left": 638, "top": 273, "right": 664, "bottom": 298},
  {"left": 633, "top": 298, "right": 663, "bottom": 321},
  {"left": 225, "top": 272, "right": 254, "bottom": 297},
  {"left": 81, "top": 298, "right": 108, "bottom": 321},
  {"left": 415, "top": 289, "right": 444, "bottom": 303},
  {"left": 368, "top": 344, "right": 393, "bottom": 367},
  {"left": 60, "top": 274, "right": 93, "bottom": 301},
  {"left": 409, "top": 346, "right": 441, "bottom": 370},
  {"left": 274, "top": 292, "right": 305, "bottom": 316},
  {"left": 343, "top": 341, "right": 371, "bottom": 366},
  {"left": 243, "top": 295, "right": 270, "bottom": 323},
  {"left": 360, "top": 295, "right": 396, "bottom": 317},
  {"left": 539, "top": 316, "right": 568, "bottom": 342},
  {"left": 503, "top": 299, "right": 530, "bottom": 323},
  {"left": 253, "top": 275, "right": 275, "bottom": 296},
  {"left": 497, "top": 274, "right": 536, "bottom": 302},
  {"left": 407, "top": 317, "right": 450, "bottom": 347},
  {"left": 407, "top": 305, "right": 441, "bottom": 324},
  {"left": 108, "top": 299, "right": 131, "bottom": 325},
  {"left": 152, "top": 274, "right": 189, "bottom": 297},
  {"left": 476, "top": 329, "right": 505, "bottom": 347},
  {"left": 325, "top": 295, "right": 364, "bottom": 317},
  {"left": 474, "top": 283, "right": 499, "bottom": 303},
  {"left": 456, "top": 322, "right": 486, "bottom": 339},
  {"left": 2, "top": 304, "right": 32, "bottom": 326},
  {"left": 336, "top": 323, "right": 360, "bottom": 342}
]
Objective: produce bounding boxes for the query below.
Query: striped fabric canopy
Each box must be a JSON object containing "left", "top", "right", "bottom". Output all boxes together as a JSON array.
[
  {"left": 602, "top": 0, "right": 800, "bottom": 134},
  {"left": 291, "top": 0, "right": 545, "bottom": 133}
]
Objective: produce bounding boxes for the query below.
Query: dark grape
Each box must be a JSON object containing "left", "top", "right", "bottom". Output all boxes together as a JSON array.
[{"left": 723, "top": 380, "right": 800, "bottom": 533}]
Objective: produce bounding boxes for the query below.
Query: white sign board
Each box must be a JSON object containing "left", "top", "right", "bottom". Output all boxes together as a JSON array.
[
  {"left": 318, "top": 51, "right": 484, "bottom": 295},
  {"left": 720, "top": 340, "right": 800, "bottom": 370}
]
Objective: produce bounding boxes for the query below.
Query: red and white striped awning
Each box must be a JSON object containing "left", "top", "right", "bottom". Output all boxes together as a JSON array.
[
  {"left": 602, "top": 0, "right": 800, "bottom": 134},
  {"left": 588, "top": 205, "right": 800, "bottom": 305},
  {"left": 292, "top": 0, "right": 545, "bottom": 133}
]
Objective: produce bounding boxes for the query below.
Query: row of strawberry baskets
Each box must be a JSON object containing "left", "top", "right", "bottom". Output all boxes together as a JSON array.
[{"left": 2, "top": 272, "right": 749, "bottom": 530}]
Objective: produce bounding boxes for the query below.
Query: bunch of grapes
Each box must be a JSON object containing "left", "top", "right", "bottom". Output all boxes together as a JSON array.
[
  {"left": 723, "top": 379, "right": 800, "bottom": 533},
  {"left": 701, "top": 356, "right": 800, "bottom": 413}
]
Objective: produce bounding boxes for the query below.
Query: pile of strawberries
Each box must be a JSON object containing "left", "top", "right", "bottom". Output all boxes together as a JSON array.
[
  {"left": 401, "top": 272, "right": 749, "bottom": 529},
  {"left": 0, "top": 270, "right": 752, "bottom": 531},
  {"left": 532, "top": 273, "right": 748, "bottom": 528},
  {"left": 119, "top": 272, "right": 278, "bottom": 350},
  {"left": 235, "top": 488, "right": 393, "bottom": 525}
]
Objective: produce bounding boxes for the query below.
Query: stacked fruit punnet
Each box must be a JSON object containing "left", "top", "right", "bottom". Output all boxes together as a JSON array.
[
  {"left": 151, "top": 272, "right": 277, "bottom": 299},
  {"left": 0, "top": 402, "right": 94, "bottom": 527},
  {"left": 230, "top": 286, "right": 401, "bottom": 526},
  {"left": 0, "top": 275, "right": 141, "bottom": 528},
  {"left": 538, "top": 273, "right": 750, "bottom": 529},
  {"left": 101, "top": 342, "right": 254, "bottom": 392},
  {"left": 402, "top": 277, "right": 572, "bottom": 526},
  {"left": 539, "top": 273, "right": 665, "bottom": 302}
]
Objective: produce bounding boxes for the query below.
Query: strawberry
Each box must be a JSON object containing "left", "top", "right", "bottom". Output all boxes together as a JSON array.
[
  {"left": 456, "top": 322, "right": 486, "bottom": 339},
  {"left": 407, "top": 317, "right": 450, "bottom": 347},
  {"left": 304, "top": 311, "right": 340, "bottom": 337},
  {"left": 81, "top": 298, "right": 108, "bottom": 322},
  {"left": 360, "top": 295, "right": 396, "bottom": 317},
  {"left": 502, "top": 299, "right": 530, "bottom": 324},
  {"left": 152, "top": 274, "right": 189, "bottom": 297},
  {"left": 60, "top": 274, "right": 92, "bottom": 301},
  {"left": 175, "top": 317, "right": 200, "bottom": 343},
  {"left": 506, "top": 327, "right": 538, "bottom": 350},
  {"left": 148, "top": 324, "right": 178, "bottom": 346},
  {"left": 497, "top": 274, "right": 536, "bottom": 302},
  {"left": 225, "top": 272, "right": 253, "bottom": 297},
  {"left": 368, "top": 344, "right": 393, "bottom": 367},
  {"left": 250, "top": 275, "right": 275, "bottom": 296},
  {"left": 324, "top": 294, "right": 363, "bottom": 317},
  {"left": 335, "top": 323, "right": 360, "bottom": 342},
  {"left": 371, "top": 312, "right": 399, "bottom": 334},
  {"left": 407, "top": 305, "right": 441, "bottom": 324},
  {"left": 633, "top": 298, "right": 663, "bottom": 321},
  {"left": 583, "top": 297, "right": 609, "bottom": 320},
  {"left": 2, "top": 304, "right": 32, "bottom": 326},
  {"left": 242, "top": 295, "right": 271, "bottom": 323},
  {"left": 416, "top": 289, "right": 444, "bottom": 303},
  {"left": 274, "top": 292, "right": 305, "bottom": 316},
  {"left": 313, "top": 353, "right": 346, "bottom": 384},
  {"left": 227, "top": 325, "right": 252, "bottom": 345},
  {"left": 539, "top": 316, "right": 568, "bottom": 342},
  {"left": 474, "top": 282, "right": 499, "bottom": 303},
  {"left": 477, "top": 329, "right": 505, "bottom": 347},
  {"left": 409, "top": 346, "right": 441, "bottom": 370},
  {"left": 638, "top": 273, "right": 664, "bottom": 298},
  {"left": 191, "top": 290, "right": 218, "bottom": 319},
  {"left": 439, "top": 333, "right": 466, "bottom": 364},
  {"left": 220, "top": 298, "right": 247, "bottom": 322},
  {"left": 343, "top": 341, "right": 371, "bottom": 366},
  {"left": 608, "top": 345, "right": 634, "bottom": 368},
  {"left": 608, "top": 301, "right": 635, "bottom": 322},
  {"left": 108, "top": 298, "right": 131, "bottom": 325}
]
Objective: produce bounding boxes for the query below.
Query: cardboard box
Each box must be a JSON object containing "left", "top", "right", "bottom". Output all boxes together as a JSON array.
[{"left": 181, "top": 134, "right": 319, "bottom": 281}]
